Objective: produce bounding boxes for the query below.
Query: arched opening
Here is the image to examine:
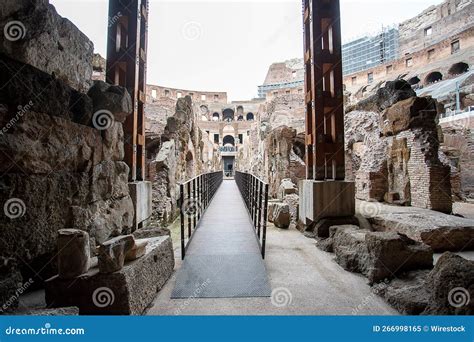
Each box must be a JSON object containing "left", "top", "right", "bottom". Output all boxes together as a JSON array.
[
  {"left": 236, "top": 105, "right": 244, "bottom": 114},
  {"left": 425, "top": 71, "right": 443, "bottom": 84},
  {"left": 200, "top": 105, "right": 209, "bottom": 114},
  {"left": 408, "top": 76, "right": 420, "bottom": 86},
  {"left": 212, "top": 112, "right": 219, "bottom": 121},
  {"left": 246, "top": 112, "right": 254, "bottom": 121},
  {"left": 223, "top": 135, "right": 235, "bottom": 146},
  {"left": 237, "top": 115, "right": 244, "bottom": 121},
  {"left": 448, "top": 62, "right": 469, "bottom": 76},
  {"left": 292, "top": 140, "right": 305, "bottom": 160},
  {"left": 223, "top": 108, "right": 234, "bottom": 122}
]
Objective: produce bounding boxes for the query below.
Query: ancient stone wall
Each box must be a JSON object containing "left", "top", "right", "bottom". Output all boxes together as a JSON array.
[
  {"left": 246, "top": 94, "right": 306, "bottom": 198},
  {"left": 0, "top": 1, "right": 135, "bottom": 310},
  {"left": 345, "top": 81, "right": 453, "bottom": 213},
  {"left": 146, "top": 96, "right": 220, "bottom": 225}
]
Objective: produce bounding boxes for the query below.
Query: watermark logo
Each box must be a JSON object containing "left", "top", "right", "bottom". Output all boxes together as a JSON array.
[
  {"left": 92, "top": 110, "right": 114, "bottom": 130},
  {"left": 92, "top": 287, "right": 115, "bottom": 308},
  {"left": 1, "top": 278, "right": 34, "bottom": 313},
  {"left": 175, "top": 279, "right": 211, "bottom": 315},
  {"left": 1, "top": 101, "right": 34, "bottom": 136},
  {"left": 108, "top": 11, "right": 122, "bottom": 28},
  {"left": 4, "top": 198, "right": 26, "bottom": 219},
  {"left": 448, "top": 287, "right": 470, "bottom": 308},
  {"left": 359, "top": 201, "right": 382, "bottom": 217},
  {"left": 4, "top": 21, "right": 26, "bottom": 41},
  {"left": 182, "top": 21, "right": 202, "bottom": 41},
  {"left": 181, "top": 197, "right": 202, "bottom": 218},
  {"left": 271, "top": 287, "right": 293, "bottom": 308}
]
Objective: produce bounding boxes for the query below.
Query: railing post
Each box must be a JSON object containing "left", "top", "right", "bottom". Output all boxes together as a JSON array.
[
  {"left": 180, "top": 183, "right": 185, "bottom": 260},
  {"left": 193, "top": 178, "right": 197, "bottom": 229},
  {"left": 187, "top": 181, "right": 191, "bottom": 239},
  {"left": 262, "top": 183, "right": 269, "bottom": 259},
  {"left": 257, "top": 180, "right": 262, "bottom": 238}
]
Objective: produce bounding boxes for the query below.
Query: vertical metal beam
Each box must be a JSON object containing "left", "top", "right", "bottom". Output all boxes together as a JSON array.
[
  {"left": 106, "top": 0, "right": 148, "bottom": 181},
  {"left": 303, "top": 0, "right": 345, "bottom": 180}
]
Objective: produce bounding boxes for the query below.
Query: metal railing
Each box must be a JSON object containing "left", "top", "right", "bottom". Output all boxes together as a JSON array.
[
  {"left": 179, "top": 171, "right": 223, "bottom": 259},
  {"left": 234, "top": 171, "right": 269, "bottom": 258}
]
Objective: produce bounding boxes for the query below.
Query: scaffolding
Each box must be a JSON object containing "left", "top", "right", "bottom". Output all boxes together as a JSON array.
[{"left": 342, "top": 26, "right": 399, "bottom": 76}]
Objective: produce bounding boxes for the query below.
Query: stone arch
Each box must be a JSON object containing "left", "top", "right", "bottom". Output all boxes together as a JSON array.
[
  {"left": 223, "top": 135, "right": 235, "bottom": 146},
  {"left": 448, "top": 62, "right": 469, "bottom": 76},
  {"left": 236, "top": 105, "right": 244, "bottom": 114},
  {"left": 223, "top": 108, "right": 234, "bottom": 122},
  {"left": 212, "top": 112, "right": 219, "bottom": 121},
  {"left": 223, "top": 125, "right": 234, "bottom": 134},
  {"left": 408, "top": 76, "right": 420, "bottom": 85},
  {"left": 246, "top": 112, "right": 255, "bottom": 121},
  {"left": 425, "top": 71, "right": 443, "bottom": 84}
]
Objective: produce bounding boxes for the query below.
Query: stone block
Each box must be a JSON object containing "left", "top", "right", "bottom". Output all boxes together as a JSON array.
[
  {"left": 299, "top": 180, "right": 355, "bottom": 224},
  {"left": 368, "top": 208, "right": 474, "bottom": 252},
  {"left": 45, "top": 237, "right": 175, "bottom": 315},
  {"left": 98, "top": 235, "right": 135, "bottom": 274},
  {"left": 57, "top": 229, "right": 90, "bottom": 279},
  {"left": 133, "top": 227, "right": 170, "bottom": 239},
  {"left": 331, "top": 225, "right": 433, "bottom": 284},
  {"left": 129, "top": 181, "right": 153, "bottom": 230},
  {"left": 87, "top": 81, "right": 133, "bottom": 123},
  {"left": 0, "top": 2, "right": 93, "bottom": 92},
  {"left": 272, "top": 203, "right": 291, "bottom": 229},
  {"left": 125, "top": 239, "right": 148, "bottom": 261},
  {"left": 278, "top": 178, "right": 297, "bottom": 199}
]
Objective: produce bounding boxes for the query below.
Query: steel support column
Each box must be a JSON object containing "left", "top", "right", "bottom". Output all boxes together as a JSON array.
[
  {"left": 303, "top": 0, "right": 345, "bottom": 181},
  {"left": 106, "top": 0, "right": 148, "bottom": 181}
]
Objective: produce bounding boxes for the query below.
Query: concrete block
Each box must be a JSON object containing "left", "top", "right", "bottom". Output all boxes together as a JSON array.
[
  {"left": 299, "top": 180, "right": 355, "bottom": 223},
  {"left": 129, "top": 181, "right": 152, "bottom": 230},
  {"left": 45, "top": 237, "right": 175, "bottom": 315}
]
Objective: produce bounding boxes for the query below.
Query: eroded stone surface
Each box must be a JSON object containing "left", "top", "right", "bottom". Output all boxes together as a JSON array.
[
  {"left": 364, "top": 203, "right": 474, "bottom": 251},
  {"left": 272, "top": 203, "right": 291, "bottom": 229},
  {"left": 98, "top": 235, "right": 135, "bottom": 274},
  {"left": 57, "top": 229, "right": 90, "bottom": 279},
  {"left": 45, "top": 237, "right": 175, "bottom": 315},
  {"left": 331, "top": 225, "right": 433, "bottom": 284},
  {"left": 0, "top": 1, "right": 93, "bottom": 91}
]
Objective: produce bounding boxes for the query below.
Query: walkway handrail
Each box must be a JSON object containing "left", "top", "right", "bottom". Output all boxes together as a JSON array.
[
  {"left": 179, "top": 171, "right": 223, "bottom": 259},
  {"left": 234, "top": 171, "right": 269, "bottom": 258}
]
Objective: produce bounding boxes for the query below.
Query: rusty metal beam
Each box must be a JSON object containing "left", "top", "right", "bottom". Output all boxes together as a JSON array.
[
  {"left": 303, "top": 0, "right": 345, "bottom": 181},
  {"left": 106, "top": 0, "right": 148, "bottom": 181}
]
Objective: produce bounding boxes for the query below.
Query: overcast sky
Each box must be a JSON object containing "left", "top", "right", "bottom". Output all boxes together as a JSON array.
[{"left": 50, "top": 0, "right": 444, "bottom": 101}]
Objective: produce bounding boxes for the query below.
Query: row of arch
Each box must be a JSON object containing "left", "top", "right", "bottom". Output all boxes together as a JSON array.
[
  {"left": 212, "top": 110, "right": 254, "bottom": 122},
  {"left": 407, "top": 62, "right": 469, "bottom": 86}
]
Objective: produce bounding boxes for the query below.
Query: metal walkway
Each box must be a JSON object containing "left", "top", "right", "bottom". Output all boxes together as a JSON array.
[{"left": 171, "top": 180, "right": 271, "bottom": 298}]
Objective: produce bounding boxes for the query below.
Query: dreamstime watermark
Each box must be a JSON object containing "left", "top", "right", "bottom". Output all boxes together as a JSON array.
[
  {"left": 92, "top": 287, "right": 115, "bottom": 308},
  {"left": 358, "top": 201, "right": 382, "bottom": 217},
  {"left": 181, "top": 21, "right": 202, "bottom": 41},
  {"left": 92, "top": 109, "right": 114, "bottom": 130},
  {"left": 5, "top": 323, "right": 85, "bottom": 336},
  {"left": 3, "top": 198, "right": 26, "bottom": 219},
  {"left": 3, "top": 21, "right": 26, "bottom": 41},
  {"left": 1, "top": 101, "right": 34, "bottom": 136},
  {"left": 448, "top": 287, "right": 470, "bottom": 308},
  {"left": 0, "top": 278, "right": 34, "bottom": 313},
  {"left": 174, "top": 278, "right": 211, "bottom": 315},
  {"left": 108, "top": 11, "right": 122, "bottom": 28},
  {"left": 181, "top": 197, "right": 202, "bottom": 219},
  {"left": 271, "top": 287, "right": 293, "bottom": 308}
]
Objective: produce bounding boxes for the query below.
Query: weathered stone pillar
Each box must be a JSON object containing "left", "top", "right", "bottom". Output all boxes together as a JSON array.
[{"left": 57, "top": 229, "right": 90, "bottom": 279}]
